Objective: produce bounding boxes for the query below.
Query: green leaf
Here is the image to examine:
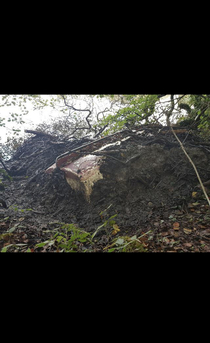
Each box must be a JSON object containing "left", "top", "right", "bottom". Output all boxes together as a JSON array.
[
  {"left": 35, "top": 241, "right": 50, "bottom": 248},
  {"left": 130, "top": 235, "right": 137, "bottom": 241},
  {"left": 3, "top": 217, "right": 10, "bottom": 221},
  {"left": 56, "top": 236, "right": 65, "bottom": 243},
  {"left": 91, "top": 223, "right": 106, "bottom": 239},
  {"left": 115, "top": 238, "right": 124, "bottom": 246},
  {"left": 7, "top": 224, "right": 19, "bottom": 233},
  {"left": 1, "top": 244, "right": 14, "bottom": 252},
  {"left": 108, "top": 248, "right": 116, "bottom": 252}
]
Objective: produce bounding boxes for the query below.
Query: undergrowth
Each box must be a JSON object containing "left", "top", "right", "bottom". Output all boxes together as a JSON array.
[
  {"left": 0, "top": 204, "right": 149, "bottom": 252},
  {"left": 0, "top": 219, "right": 149, "bottom": 253}
]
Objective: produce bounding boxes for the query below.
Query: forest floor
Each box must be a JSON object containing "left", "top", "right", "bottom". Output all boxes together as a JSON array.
[
  {"left": 1, "top": 125, "right": 210, "bottom": 252},
  {"left": 1, "top": 193, "right": 210, "bottom": 252}
]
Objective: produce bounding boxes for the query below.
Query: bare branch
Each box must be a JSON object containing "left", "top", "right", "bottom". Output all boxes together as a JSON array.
[
  {"left": 0, "top": 158, "right": 11, "bottom": 176},
  {"left": 93, "top": 124, "right": 109, "bottom": 138},
  {"left": 155, "top": 94, "right": 187, "bottom": 126},
  {"left": 60, "top": 94, "right": 93, "bottom": 132},
  {"left": 61, "top": 95, "right": 91, "bottom": 116},
  {"left": 24, "top": 129, "right": 57, "bottom": 140},
  {"left": 170, "top": 125, "right": 210, "bottom": 206}
]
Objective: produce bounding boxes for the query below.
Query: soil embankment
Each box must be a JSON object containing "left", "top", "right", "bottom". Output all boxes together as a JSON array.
[{"left": 1, "top": 126, "right": 210, "bottom": 252}]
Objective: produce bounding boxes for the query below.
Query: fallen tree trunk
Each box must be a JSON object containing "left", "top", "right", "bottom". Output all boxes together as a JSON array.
[
  {"left": 25, "top": 129, "right": 57, "bottom": 140},
  {"left": 2, "top": 125, "right": 210, "bottom": 233}
]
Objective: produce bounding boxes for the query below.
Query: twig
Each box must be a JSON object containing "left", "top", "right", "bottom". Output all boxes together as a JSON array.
[
  {"left": 170, "top": 125, "right": 210, "bottom": 206},
  {"left": 0, "top": 158, "right": 11, "bottom": 176},
  {"left": 25, "top": 129, "right": 57, "bottom": 140},
  {"left": 60, "top": 94, "right": 92, "bottom": 130}
]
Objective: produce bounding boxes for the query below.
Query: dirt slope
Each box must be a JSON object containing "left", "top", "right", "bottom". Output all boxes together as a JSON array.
[{"left": 1, "top": 125, "right": 210, "bottom": 252}]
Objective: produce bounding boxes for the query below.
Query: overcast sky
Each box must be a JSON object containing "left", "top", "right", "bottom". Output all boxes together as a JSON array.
[
  {"left": 0, "top": 95, "right": 56, "bottom": 143},
  {"left": 0, "top": 95, "right": 107, "bottom": 143}
]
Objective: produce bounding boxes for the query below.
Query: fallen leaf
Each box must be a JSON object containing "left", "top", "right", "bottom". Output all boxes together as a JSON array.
[
  {"left": 1, "top": 244, "right": 14, "bottom": 252},
  {"left": 184, "top": 243, "right": 193, "bottom": 248},
  {"left": 129, "top": 235, "right": 137, "bottom": 241},
  {"left": 192, "top": 192, "right": 197, "bottom": 198},
  {"left": 115, "top": 238, "right": 124, "bottom": 246},
  {"left": 112, "top": 224, "right": 120, "bottom": 235},
  {"left": 161, "top": 231, "right": 169, "bottom": 237},
  {"left": 163, "top": 237, "right": 170, "bottom": 244},
  {"left": 27, "top": 248, "right": 34, "bottom": 252},
  {"left": 113, "top": 224, "right": 119, "bottom": 230},
  {"left": 183, "top": 228, "right": 192, "bottom": 234},
  {"left": 188, "top": 203, "right": 194, "bottom": 208},
  {"left": 8, "top": 223, "right": 19, "bottom": 233},
  {"left": 174, "top": 210, "right": 183, "bottom": 215},
  {"left": 0, "top": 222, "right": 8, "bottom": 228},
  {"left": 173, "top": 222, "right": 180, "bottom": 230},
  {"left": 0, "top": 233, "right": 12, "bottom": 241},
  {"left": 198, "top": 224, "right": 206, "bottom": 229},
  {"left": 174, "top": 246, "right": 183, "bottom": 250},
  {"left": 174, "top": 232, "right": 180, "bottom": 237}
]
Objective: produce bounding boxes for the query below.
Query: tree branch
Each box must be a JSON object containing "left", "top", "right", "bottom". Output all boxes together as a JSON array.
[
  {"left": 156, "top": 94, "right": 186, "bottom": 126},
  {"left": 93, "top": 124, "right": 109, "bottom": 138},
  {"left": 170, "top": 125, "right": 210, "bottom": 206},
  {"left": 24, "top": 129, "right": 57, "bottom": 140},
  {"left": 0, "top": 158, "right": 11, "bottom": 176},
  {"left": 60, "top": 94, "right": 93, "bottom": 132}
]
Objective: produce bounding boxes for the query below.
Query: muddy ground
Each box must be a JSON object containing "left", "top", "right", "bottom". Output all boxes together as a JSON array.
[{"left": 1, "top": 125, "right": 210, "bottom": 252}]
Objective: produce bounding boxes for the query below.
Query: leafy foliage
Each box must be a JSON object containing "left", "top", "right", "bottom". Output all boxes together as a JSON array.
[
  {"left": 2, "top": 94, "right": 210, "bottom": 160},
  {"left": 189, "top": 95, "right": 210, "bottom": 138},
  {"left": 98, "top": 95, "right": 159, "bottom": 134},
  {"left": 35, "top": 223, "right": 92, "bottom": 252},
  {"left": 104, "top": 232, "right": 150, "bottom": 252}
]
